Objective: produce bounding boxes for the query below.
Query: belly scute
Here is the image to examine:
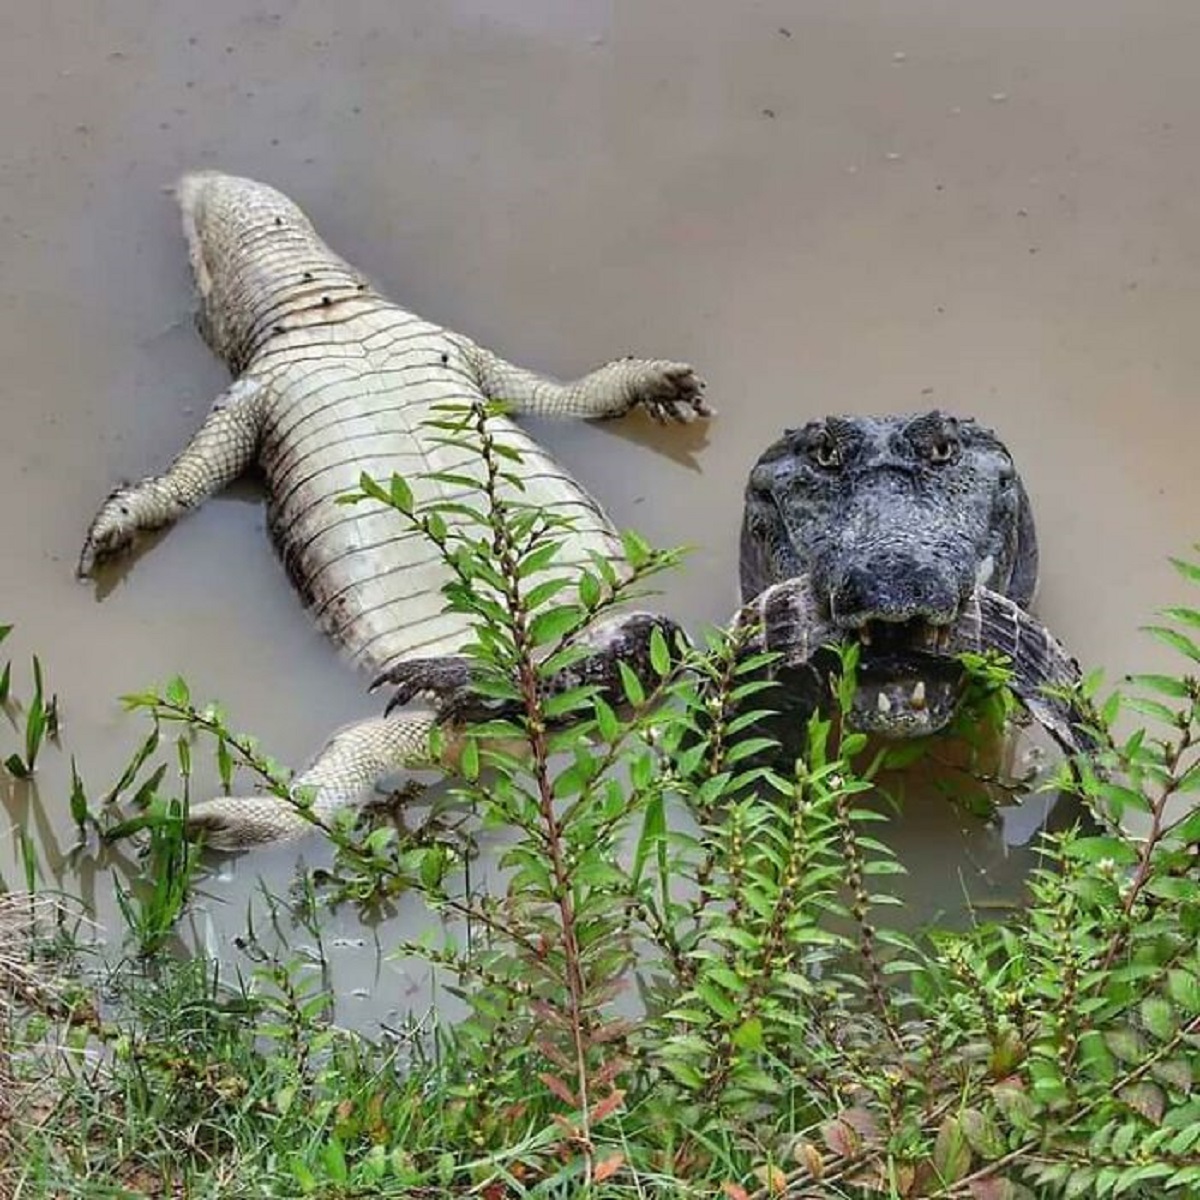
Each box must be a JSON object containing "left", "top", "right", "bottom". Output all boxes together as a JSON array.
[{"left": 262, "top": 394, "right": 624, "bottom": 672}]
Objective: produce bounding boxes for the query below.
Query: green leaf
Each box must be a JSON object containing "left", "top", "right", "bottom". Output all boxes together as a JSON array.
[
  {"left": 649, "top": 625, "right": 672, "bottom": 677},
  {"left": 633, "top": 792, "right": 666, "bottom": 883},
  {"left": 1170, "top": 556, "right": 1200, "bottom": 584},
  {"left": 323, "top": 1137, "right": 349, "bottom": 1183},
  {"left": 528, "top": 605, "right": 586, "bottom": 647},
  {"left": 660, "top": 1059, "right": 704, "bottom": 1089},
  {"left": 731, "top": 1016, "right": 763, "bottom": 1051},
  {"left": 620, "top": 528, "right": 652, "bottom": 569},
  {"left": 695, "top": 978, "right": 739, "bottom": 1021},
  {"left": 4, "top": 753, "right": 29, "bottom": 779},
  {"left": 460, "top": 737, "right": 480, "bottom": 781},
  {"left": 164, "top": 675, "right": 191, "bottom": 708},
  {"left": 388, "top": 474, "right": 414, "bottom": 513},
  {"left": 617, "top": 661, "right": 646, "bottom": 707},
  {"left": 1126, "top": 673, "right": 1191, "bottom": 699},
  {"left": 1141, "top": 996, "right": 1176, "bottom": 1040},
  {"left": 523, "top": 577, "right": 572, "bottom": 612},
  {"left": 578, "top": 570, "right": 602, "bottom": 609},
  {"left": 68, "top": 757, "right": 89, "bottom": 829},
  {"left": 519, "top": 540, "right": 567, "bottom": 578},
  {"left": 1167, "top": 969, "right": 1200, "bottom": 1014},
  {"left": 593, "top": 697, "right": 619, "bottom": 743},
  {"left": 1063, "top": 836, "right": 1140, "bottom": 866},
  {"left": 1105, "top": 1026, "right": 1148, "bottom": 1064},
  {"left": 1141, "top": 625, "right": 1200, "bottom": 664},
  {"left": 1124, "top": 697, "right": 1182, "bottom": 726},
  {"left": 23, "top": 695, "right": 45, "bottom": 772},
  {"left": 1161, "top": 605, "right": 1200, "bottom": 629}
]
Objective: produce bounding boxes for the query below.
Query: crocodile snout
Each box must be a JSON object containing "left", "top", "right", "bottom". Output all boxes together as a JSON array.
[{"left": 829, "top": 556, "right": 964, "bottom": 628}]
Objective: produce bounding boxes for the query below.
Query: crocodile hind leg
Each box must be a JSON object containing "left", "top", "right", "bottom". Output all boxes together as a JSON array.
[
  {"left": 185, "top": 710, "right": 447, "bottom": 849},
  {"left": 459, "top": 340, "right": 711, "bottom": 423},
  {"left": 374, "top": 612, "right": 687, "bottom": 724},
  {"left": 189, "top": 612, "right": 687, "bottom": 850},
  {"left": 77, "top": 376, "right": 267, "bottom": 577}
]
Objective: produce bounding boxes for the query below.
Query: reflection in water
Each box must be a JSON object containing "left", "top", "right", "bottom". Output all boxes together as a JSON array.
[{"left": 1, "top": 0, "right": 1197, "bottom": 1029}]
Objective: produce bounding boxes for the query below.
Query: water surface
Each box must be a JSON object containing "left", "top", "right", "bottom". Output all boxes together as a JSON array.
[{"left": 2, "top": 0, "right": 1197, "bottom": 1021}]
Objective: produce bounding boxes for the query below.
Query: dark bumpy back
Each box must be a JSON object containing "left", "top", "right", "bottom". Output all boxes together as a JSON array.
[{"left": 739, "top": 412, "right": 1038, "bottom": 619}]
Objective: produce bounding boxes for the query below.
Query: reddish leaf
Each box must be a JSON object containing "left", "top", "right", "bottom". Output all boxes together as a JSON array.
[
  {"left": 792, "top": 1139, "right": 824, "bottom": 1180},
  {"left": 968, "top": 1176, "right": 1017, "bottom": 1200},
  {"left": 594, "top": 1153, "right": 624, "bottom": 1183},
  {"left": 592, "top": 1018, "right": 635, "bottom": 1044},
  {"left": 847, "top": 1165, "right": 889, "bottom": 1192},
  {"left": 593, "top": 1057, "right": 630, "bottom": 1088},
  {"left": 892, "top": 1163, "right": 917, "bottom": 1196},
  {"left": 552, "top": 1113, "right": 580, "bottom": 1140},
  {"left": 721, "top": 1184, "right": 750, "bottom": 1200},
  {"left": 531, "top": 999, "right": 568, "bottom": 1027},
  {"left": 960, "top": 1108, "right": 1006, "bottom": 1159},
  {"left": 501, "top": 1101, "right": 528, "bottom": 1125},
  {"left": 538, "top": 1072, "right": 579, "bottom": 1108},
  {"left": 536, "top": 1038, "right": 572, "bottom": 1069},
  {"left": 840, "top": 1105, "right": 880, "bottom": 1143},
  {"left": 933, "top": 1116, "right": 971, "bottom": 1184},
  {"left": 591, "top": 1088, "right": 626, "bottom": 1124},
  {"left": 822, "top": 1117, "right": 861, "bottom": 1158},
  {"left": 752, "top": 1164, "right": 786, "bottom": 1195},
  {"left": 1151, "top": 1057, "right": 1193, "bottom": 1093},
  {"left": 1120, "top": 1080, "right": 1165, "bottom": 1124}
]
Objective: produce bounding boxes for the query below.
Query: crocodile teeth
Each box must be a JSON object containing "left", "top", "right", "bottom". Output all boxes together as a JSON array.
[
  {"left": 911, "top": 680, "right": 926, "bottom": 710},
  {"left": 876, "top": 691, "right": 892, "bottom": 715}
]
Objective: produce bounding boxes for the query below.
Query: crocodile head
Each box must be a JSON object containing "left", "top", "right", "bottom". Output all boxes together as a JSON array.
[{"left": 739, "top": 411, "right": 1038, "bottom": 737}]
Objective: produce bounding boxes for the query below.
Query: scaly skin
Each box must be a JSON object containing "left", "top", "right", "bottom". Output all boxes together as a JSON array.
[
  {"left": 79, "top": 172, "right": 710, "bottom": 848},
  {"left": 737, "top": 411, "right": 1045, "bottom": 734}
]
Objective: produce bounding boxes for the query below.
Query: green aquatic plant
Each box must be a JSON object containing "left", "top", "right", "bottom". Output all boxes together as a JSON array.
[{"left": 4, "top": 408, "right": 1200, "bottom": 1197}]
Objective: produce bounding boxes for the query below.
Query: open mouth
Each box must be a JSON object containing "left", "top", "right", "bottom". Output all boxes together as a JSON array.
[
  {"left": 735, "top": 576, "right": 1089, "bottom": 757},
  {"left": 847, "top": 618, "right": 965, "bottom": 737}
]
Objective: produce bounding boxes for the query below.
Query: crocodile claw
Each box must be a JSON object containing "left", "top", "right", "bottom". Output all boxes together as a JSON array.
[
  {"left": 372, "top": 656, "right": 516, "bottom": 723},
  {"left": 630, "top": 361, "right": 713, "bottom": 424},
  {"left": 77, "top": 486, "right": 139, "bottom": 578}
]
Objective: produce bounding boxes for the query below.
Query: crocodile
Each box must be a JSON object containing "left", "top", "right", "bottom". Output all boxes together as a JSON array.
[{"left": 78, "top": 171, "right": 710, "bottom": 844}]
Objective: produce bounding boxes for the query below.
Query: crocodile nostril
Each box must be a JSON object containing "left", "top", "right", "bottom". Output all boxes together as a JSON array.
[{"left": 832, "top": 559, "right": 960, "bottom": 626}]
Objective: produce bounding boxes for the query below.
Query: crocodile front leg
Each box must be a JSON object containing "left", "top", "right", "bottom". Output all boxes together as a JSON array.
[
  {"left": 186, "top": 711, "right": 444, "bottom": 848},
  {"left": 77, "top": 376, "right": 267, "bottom": 577},
  {"left": 460, "top": 341, "right": 710, "bottom": 423}
]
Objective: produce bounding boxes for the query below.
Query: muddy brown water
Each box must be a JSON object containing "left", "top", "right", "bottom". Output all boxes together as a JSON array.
[{"left": 2, "top": 0, "right": 1198, "bottom": 1025}]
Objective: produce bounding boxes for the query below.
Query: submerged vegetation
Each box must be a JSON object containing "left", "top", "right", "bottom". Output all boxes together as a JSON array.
[{"left": 4, "top": 403, "right": 1200, "bottom": 1197}]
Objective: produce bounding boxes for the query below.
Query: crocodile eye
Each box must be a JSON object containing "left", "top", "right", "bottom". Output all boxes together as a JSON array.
[
  {"left": 811, "top": 436, "right": 841, "bottom": 470},
  {"left": 928, "top": 437, "right": 958, "bottom": 465}
]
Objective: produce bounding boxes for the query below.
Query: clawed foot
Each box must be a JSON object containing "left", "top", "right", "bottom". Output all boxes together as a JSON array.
[
  {"left": 371, "top": 656, "right": 517, "bottom": 723},
  {"left": 623, "top": 360, "right": 712, "bottom": 424},
  {"left": 77, "top": 486, "right": 140, "bottom": 578}
]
